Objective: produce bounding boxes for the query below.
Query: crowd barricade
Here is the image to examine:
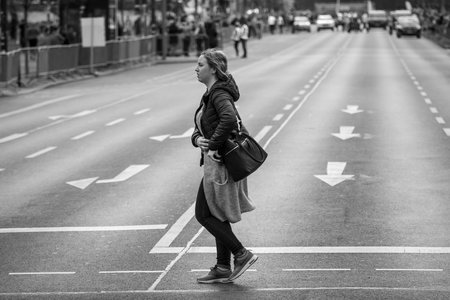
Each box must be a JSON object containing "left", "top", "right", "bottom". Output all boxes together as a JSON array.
[{"left": 0, "top": 50, "right": 20, "bottom": 87}]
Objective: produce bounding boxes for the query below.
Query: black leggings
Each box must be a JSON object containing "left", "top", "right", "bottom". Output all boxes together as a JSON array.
[{"left": 195, "top": 180, "right": 243, "bottom": 267}]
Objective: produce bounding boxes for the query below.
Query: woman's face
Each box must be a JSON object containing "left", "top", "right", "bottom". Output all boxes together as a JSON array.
[{"left": 195, "top": 55, "right": 214, "bottom": 85}]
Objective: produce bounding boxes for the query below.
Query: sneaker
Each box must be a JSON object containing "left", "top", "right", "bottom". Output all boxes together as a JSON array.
[
  {"left": 197, "top": 266, "right": 233, "bottom": 284},
  {"left": 228, "top": 250, "right": 258, "bottom": 281}
]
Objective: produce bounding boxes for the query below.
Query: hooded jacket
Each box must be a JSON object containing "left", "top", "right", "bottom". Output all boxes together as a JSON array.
[{"left": 191, "top": 75, "right": 247, "bottom": 163}]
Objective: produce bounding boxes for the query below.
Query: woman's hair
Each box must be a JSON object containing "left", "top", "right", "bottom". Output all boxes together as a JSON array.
[{"left": 201, "top": 49, "right": 229, "bottom": 81}]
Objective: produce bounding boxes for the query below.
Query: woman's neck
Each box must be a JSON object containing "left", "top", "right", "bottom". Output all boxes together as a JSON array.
[{"left": 206, "top": 78, "right": 217, "bottom": 92}]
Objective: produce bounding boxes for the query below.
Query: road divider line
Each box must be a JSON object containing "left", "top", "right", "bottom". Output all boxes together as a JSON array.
[
  {"left": 436, "top": 117, "right": 445, "bottom": 124},
  {"left": 0, "top": 133, "right": 29, "bottom": 144},
  {"left": 283, "top": 104, "right": 293, "bottom": 111},
  {"left": 71, "top": 130, "right": 95, "bottom": 140},
  {"left": 273, "top": 114, "right": 284, "bottom": 121},
  {"left": 254, "top": 126, "right": 272, "bottom": 143},
  {"left": 9, "top": 272, "right": 76, "bottom": 276},
  {"left": 0, "top": 94, "right": 81, "bottom": 119},
  {"left": 429, "top": 107, "right": 438, "bottom": 114},
  {"left": 154, "top": 246, "right": 450, "bottom": 254},
  {"left": 376, "top": 269, "right": 443, "bottom": 272},
  {"left": 26, "top": 146, "right": 57, "bottom": 159},
  {"left": 106, "top": 118, "right": 126, "bottom": 126},
  {"left": 150, "top": 203, "right": 196, "bottom": 251},
  {"left": 0, "top": 225, "right": 167, "bottom": 233},
  {"left": 283, "top": 268, "right": 351, "bottom": 272},
  {"left": 99, "top": 270, "right": 164, "bottom": 274},
  {"left": 134, "top": 108, "right": 151, "bottom": 115},
  {"left": 443, "top": 128, "right": 450, "bottom": 136}
]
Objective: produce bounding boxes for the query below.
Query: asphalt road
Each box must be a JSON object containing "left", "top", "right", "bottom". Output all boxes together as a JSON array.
[{"left": 1, "top": 29, "right": 450, "bottom": 299}]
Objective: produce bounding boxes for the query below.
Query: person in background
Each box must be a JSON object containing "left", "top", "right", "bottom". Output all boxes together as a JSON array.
[
  {"left": 230, "top": 21, "right": 241, "bottom": 57},
  {"left": 192, "top": 49, "right": 258, "bottom": 284},
  {"left": 240, "top": 20, "right": 249, "bottom": 58}
]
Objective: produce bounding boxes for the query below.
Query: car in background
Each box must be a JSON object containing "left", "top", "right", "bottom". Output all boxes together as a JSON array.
[
  {"left": 396, "top": 15, "right": 421, "bottom": 38},
  {"left": 293, "top": 16, "right": 312, "bottom": 32},
  {"left": 388, "top": 10, "right": 413, "bottom": 34},
  {"left": 316, "top": 14, "right": 335, "bottom": 31},
  {"left": 368, "top": 10, "right": 388, "bottom": 29}
]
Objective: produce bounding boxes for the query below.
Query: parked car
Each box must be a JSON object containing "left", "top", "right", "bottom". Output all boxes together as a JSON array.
[
  {"left": 396, "top": 15, "right": 421, "bottom": 38},
  {"left": 316, "top": 14, "right": 335, "bottom": 31},
  {"left": 368, "top": 10, "right": 388, "bottom": 29},
  {"left": 293, "top": 16, "right": 311, "bottom": 32}
]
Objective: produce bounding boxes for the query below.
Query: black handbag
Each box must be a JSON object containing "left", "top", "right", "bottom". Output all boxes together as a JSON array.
[{"left": 221, "top": 108, "right": 268, "bottom": 182}]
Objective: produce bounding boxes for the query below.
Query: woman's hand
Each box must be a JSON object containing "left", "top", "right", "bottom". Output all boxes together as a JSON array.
[
  {"left": 207, "top": 150, "right": 222, "bottom": 162},
  {"left": 196, "top": 137, "right": 210, "bottom": 152}
]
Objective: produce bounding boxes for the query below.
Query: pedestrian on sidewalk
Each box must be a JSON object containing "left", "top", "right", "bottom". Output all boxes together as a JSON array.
[
  {"left": 240, "top": 20, "right": 249, "bottom": 58},
  {"left": 230, "top": 21, "right": 241, "bottom": 57},
  {"left": 192, "top": 49, "right": 258, "bottom": 284}
]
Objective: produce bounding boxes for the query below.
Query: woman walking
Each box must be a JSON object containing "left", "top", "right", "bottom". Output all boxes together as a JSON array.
[{"left": 192, "top": 49, "right": 258, "bottom": 284}]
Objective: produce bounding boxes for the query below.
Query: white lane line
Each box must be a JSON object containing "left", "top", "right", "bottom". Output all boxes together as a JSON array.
[
  {"left": 71, "top": 130, "right": 95, "bottom": 140},
  {"left": 106, "top": 118, "right": 126, "bottom": 126},
  {"left": 9, "top": 272, "right": 76, "bottom": 276},
  {"left": 0, "top": 168, "right": 4, "bottom": 172},
  {"left": 292, "top": 96, "right": 300, "bottom": 101},
  {"left": 134, "top": 108, "right": 151, "bottom": 115},
  {"left": 0, "top": 133, "right": 29, "bottom": 144},
  {"left": 283, "top": 269, "right": 351, "bottom": 272},
  {"left": 254, "top": 126, "right": 272, "bottom": 142},
  {"left": 273, "top": 114, "right": 284, "bottom": 121},
  {"left": 26, "top": 146, "right": 57, "bottom": 159},
  {"left": 190, "top": 269, "right": 256, "bottom": 272},
  {"left": 304, "top": 84, "right": 311, "bottom": 89},
  {"left": 96, "top": 165, "right": 149, "bottom": 184},
  {"left": 436, "top": 117, "right": 446, "bottom": 124},
  {"left": 153, "top": 246, "right": 450, "bottom": 254},
  {"left": 376, "top": 269, "right": 443, "bottom": 272},
  {"left": 429, "top": 107, "right": 438, "bottom": 114},
  {"left": 420, "top": 91, "right": 428, "bottom": 97},
  {"left": 443, "top": 128, "right": 450, "bottom": 136},
  {"left": 0, "top": 225, "right": 167, "bottom": 233},
  {"left": 99, "top": 270, "right": 164, "bottom": 274},
  {"left": 424, "top": 98, "right": 432, "bottom": 105},
  {"left": 0, "top": 94, "right": 81, "bottom": 119},
  {"left": 150, "top": 203, "right": 196, "bottom": 251},
  {"left": 283, "top": 104, "right": 293, "bottom": 111},
  {"left": 148, "top": 227, "right": 204, "bottom": 291},
  {"left": 417, "top": 86, "right": 423, "bottom": 90},
  {"left": 298, "top": 90, "right": 306, "bottom": 95}
]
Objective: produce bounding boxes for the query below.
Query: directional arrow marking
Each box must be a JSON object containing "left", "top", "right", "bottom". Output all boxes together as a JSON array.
[
  {"left": 314, "top": 162, "right": 354, "bottom": 187},
  {"left": 97, "top": 165, "right": 149, "bottom": 184},
  {"left": 332, "top": 126, "right": 361, "bottom": 140},
  {"left": 66, "top": 177, "right": 99, "bottom": 190},
  {"left": 341, "top": 105, "right": 363, "bottom": 114},
  {"left": 170, "top": 128, "right": 194, "bottom": 139}
]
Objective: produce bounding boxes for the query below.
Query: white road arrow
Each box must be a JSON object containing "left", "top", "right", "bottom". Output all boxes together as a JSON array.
[
  {"left": 332, "top": 126, "right": 361, "bottom": 140},
  {"left": 150, "top": 135, "right": 170, "bottom": 142},
  {"left": 66, "top": 177, "right": 99, "bottom": 190},
  {"left": 341, "top": 105, "right": 363, "bottom": 114},
  {"left": 314, "top": 162, "right": 354, "bottom": 187},
  {"left": 97, "top": 165, "right": 149, "bottom": 184},
  {"left": 170, "top": 128, "right": 194, "bottom": 139}
]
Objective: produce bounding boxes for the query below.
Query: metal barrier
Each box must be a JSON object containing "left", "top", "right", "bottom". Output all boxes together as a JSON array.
[{"left": 0, "top": 35, "right": 157, "bottom": 88}]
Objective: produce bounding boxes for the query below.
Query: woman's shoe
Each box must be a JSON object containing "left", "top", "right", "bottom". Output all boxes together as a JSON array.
[
  {"left": 197, "top": 266, "right": 233, "bottom": 284},
  {"left": 228, "top": 250, "right": 258, "bottom": 281}
]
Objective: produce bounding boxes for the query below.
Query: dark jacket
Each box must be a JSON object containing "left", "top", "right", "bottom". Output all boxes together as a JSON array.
[{"left": 192, "top": 75, "right": 247, "bottom": 163}]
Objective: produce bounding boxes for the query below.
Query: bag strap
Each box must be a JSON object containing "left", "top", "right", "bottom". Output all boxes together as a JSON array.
[{"left": 229, "top": 100, "right": 243, "bottom": 133}]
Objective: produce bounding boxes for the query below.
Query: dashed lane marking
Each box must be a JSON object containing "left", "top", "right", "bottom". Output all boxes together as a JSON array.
[
  {"left": 436, "top": 117, "right": 445, "bottom": 124},
  {"left": 273, "top": 114, "right": 284, "bottom": 121},
  {"left": 254, "top": 126, "right": 272, "bottom": 142},
  {"left": 443, "top": 128, "right": 450, "bottom": 136},
  {"left": 106, "top": 118, "right": 126, "bottom": 126},
  {"left": 134, "top": 108, "right": 151, "bottom": 115},
  {"left": 25, "top": 146, "right": 57, "bottom": 159},
  {"left": 429, "top": 107, "right": 438, "bottom": 114},
  {"left": 376, "top": 269, "right": 443, "bottom": 272},
  {"left": 71, "top": 130, "right": 95, "bottom": 140},
  {"left": 0, "top": 133, "right": 29, "bottom": 144},
  {"left": 283, "top": 269, "right": 351, "bottom": 272}
]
